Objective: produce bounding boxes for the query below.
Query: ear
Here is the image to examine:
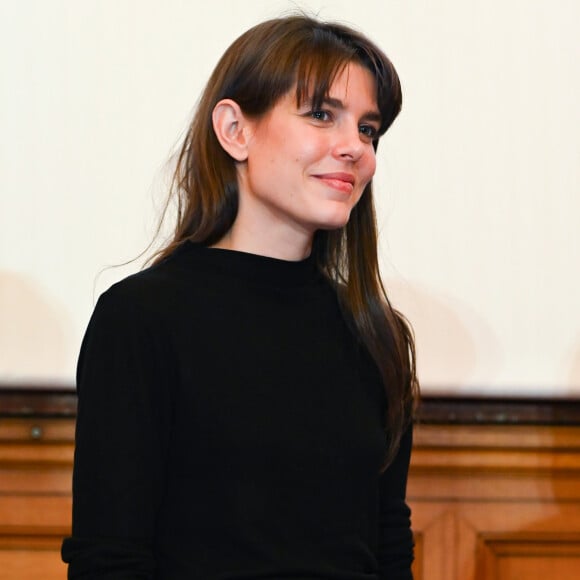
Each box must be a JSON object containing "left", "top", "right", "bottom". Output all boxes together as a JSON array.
[{"left": 212, "top": 99, "right": 252, "bottom": 162}]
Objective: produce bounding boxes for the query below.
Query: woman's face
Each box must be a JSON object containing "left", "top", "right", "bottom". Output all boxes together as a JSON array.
[{"left": 236, "top": 61, "right": 380, "bottom": 245}]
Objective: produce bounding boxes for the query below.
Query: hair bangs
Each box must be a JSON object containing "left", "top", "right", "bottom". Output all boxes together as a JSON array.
[
  {"left": 293, "top": 46, "right": 356, "bottom": 110},
  {"left": 291, "top": 39, "right": 400, "bottom": 140}
]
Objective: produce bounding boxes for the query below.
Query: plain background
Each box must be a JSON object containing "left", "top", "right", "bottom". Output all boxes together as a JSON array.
[{"left": 1, "top": 0, "right": 578, "bottom": 396}]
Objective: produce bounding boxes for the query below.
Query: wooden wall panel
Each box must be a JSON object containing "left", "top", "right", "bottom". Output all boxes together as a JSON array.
[
  {"left": 0, "top": 413, "right": 74, "bottom": 579},
  {"left": 0, "top": 537, "right": 68, "bottom": 580},
  {"left": 478, "top": 536, "right": 580, "bottom": 580},
  {"left": 409, "top": 423, "right": 580, "bottom": 580},
  {"left": 410, "top": 504, "right": 455, "bottom": 580},
  {"left": 1, "top": 391, "right": 579, "bottom": 579}
]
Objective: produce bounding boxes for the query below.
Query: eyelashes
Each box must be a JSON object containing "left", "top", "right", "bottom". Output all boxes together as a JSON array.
[
  {"left": 306, "top": 109, "right": 379, "bottom": 141},
  {"left": 309, "top": 109, "right": 332, "bottom": 122},
  {"left": 359, "top": 124, "right": 378, "bottom": 139}
]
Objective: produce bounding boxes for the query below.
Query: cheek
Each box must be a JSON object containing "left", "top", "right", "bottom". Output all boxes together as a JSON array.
[
  {"left": 293, "top": 129, "right": 331, "bottom": 164},
  {"left": 362, "top": 153, "right": 377, "bottom": 183}
]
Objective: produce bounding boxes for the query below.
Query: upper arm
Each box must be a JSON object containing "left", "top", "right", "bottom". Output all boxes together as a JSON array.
[{"left": 63, "top": 287, "right": 175, "bottom": 576}]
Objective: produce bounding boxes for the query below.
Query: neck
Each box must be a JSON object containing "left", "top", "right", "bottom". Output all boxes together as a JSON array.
[{"left": 212, "top": 219, "right": 313, "bottom": 262}]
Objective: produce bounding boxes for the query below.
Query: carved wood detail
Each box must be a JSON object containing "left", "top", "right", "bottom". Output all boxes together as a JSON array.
[{"left": 409, "top": 422, "right": 580, "bottom": 579}]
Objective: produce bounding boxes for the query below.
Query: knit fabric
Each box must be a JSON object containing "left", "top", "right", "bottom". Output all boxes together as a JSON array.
[{"left": 62, "top": 242, "right": 413, "bottom": 579}]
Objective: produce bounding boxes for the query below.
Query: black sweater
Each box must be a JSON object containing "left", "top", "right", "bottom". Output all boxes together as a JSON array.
[{"left": 62, "top": 242, "right": 414, "bottom": 579}]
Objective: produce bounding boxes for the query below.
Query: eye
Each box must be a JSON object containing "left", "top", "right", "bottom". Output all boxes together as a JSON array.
[
  {"left": 309, "top": 109, "right": 332, "bottom": 122},
  {"left": 359, "top": 124, "right": 379, "bottom": 140}
]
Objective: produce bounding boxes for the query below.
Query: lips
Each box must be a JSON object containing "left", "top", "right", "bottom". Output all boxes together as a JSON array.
[{"left": 313, "top": 172, "right": 356, "bottom": 194}]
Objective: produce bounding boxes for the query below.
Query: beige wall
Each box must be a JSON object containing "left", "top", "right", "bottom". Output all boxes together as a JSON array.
[{"left": 1, "top": 0, "right": 578, "bottom": 395}]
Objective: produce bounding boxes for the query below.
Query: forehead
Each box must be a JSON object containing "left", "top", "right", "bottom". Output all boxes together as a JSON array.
[
  {"left": 295, "top": 56, "right": 375, "bottom": 95},
  {"left": 328, "top": 63, "right": 377, "bottom": 98},
  {"left": 293, "top": 61, "right": 379, "bottom": 111}
]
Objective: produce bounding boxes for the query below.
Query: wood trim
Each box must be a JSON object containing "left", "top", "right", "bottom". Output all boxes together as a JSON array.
[
  {"left": 416, "top": 395, "right": 580, "bottom": 425},
  {"left": 2, "top": 385, "right": 580, "bottom": 424},
  {"left": 0, "top": 388, "right": 76, "bottom": 418}
]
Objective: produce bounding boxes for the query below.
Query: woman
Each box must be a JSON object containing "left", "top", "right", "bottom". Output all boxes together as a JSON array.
[{"left": 62, "top": 14, "right": 419, "bottom": 580}]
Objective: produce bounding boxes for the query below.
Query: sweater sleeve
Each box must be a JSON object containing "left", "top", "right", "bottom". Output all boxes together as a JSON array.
[
  {"left": 377, "top": 425, "right": 414, "bottom": 579},
  {"left": 61, "top": 286, "right": 174, "bottom": 579}
]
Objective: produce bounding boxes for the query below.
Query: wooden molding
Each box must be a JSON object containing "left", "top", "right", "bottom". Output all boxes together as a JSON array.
[
  {"left": 0, "top": 387, "right": 76, "bottom": 418},
  {"left": 416, "top": 395, "right": 580, "bottom": 425},
  {"left": 2, "top": 385, "right": 580, "bottom": 425}
]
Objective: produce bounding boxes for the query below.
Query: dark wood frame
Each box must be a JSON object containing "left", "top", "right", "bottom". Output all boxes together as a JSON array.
[{"left": 1, "top": 385, "right": 579, "bottom": 424}]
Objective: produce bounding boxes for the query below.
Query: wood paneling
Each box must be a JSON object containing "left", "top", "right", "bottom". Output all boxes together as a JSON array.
[
  {"left": 0, "top": 412, "right": 74, "bottom": 579},
  {"left": 1, "top": 389, "right": 580, "bottom": 579},
  {"left": 0, "top": 544, "right": 68, "bottom": 580},
  {"left": 409, "top": 423, "right": 580, "bottom": 580}
]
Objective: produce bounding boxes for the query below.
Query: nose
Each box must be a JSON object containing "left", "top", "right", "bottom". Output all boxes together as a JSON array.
[{"left": 332, "top": 124, "right": 365, "bottom": 162}]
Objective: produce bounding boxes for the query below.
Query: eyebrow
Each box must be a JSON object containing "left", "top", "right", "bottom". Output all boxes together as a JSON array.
[{"left": 322, "top": 96, "right": 382, "bottom": 124}]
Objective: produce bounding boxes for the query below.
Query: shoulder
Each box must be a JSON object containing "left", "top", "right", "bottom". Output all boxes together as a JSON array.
[
  {"left": 96, "top": 242, "right": 210, "bottom": 319},
  {"left": 80, "top": 246, "right": 207, "bottom": 361}
]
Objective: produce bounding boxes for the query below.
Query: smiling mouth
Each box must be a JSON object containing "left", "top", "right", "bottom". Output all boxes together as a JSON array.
[{"left": 314, "top": 173, "right": 355, "bottom": 194}]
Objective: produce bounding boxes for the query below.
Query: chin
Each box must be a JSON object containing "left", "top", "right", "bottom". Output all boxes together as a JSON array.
[{"left": 314, "top": 209, "right": 354, "bottom": 231}]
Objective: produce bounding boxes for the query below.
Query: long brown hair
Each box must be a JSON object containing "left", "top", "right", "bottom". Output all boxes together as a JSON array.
[{"left": 153, "top": 15, "right": 419, "bottom": 466}]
